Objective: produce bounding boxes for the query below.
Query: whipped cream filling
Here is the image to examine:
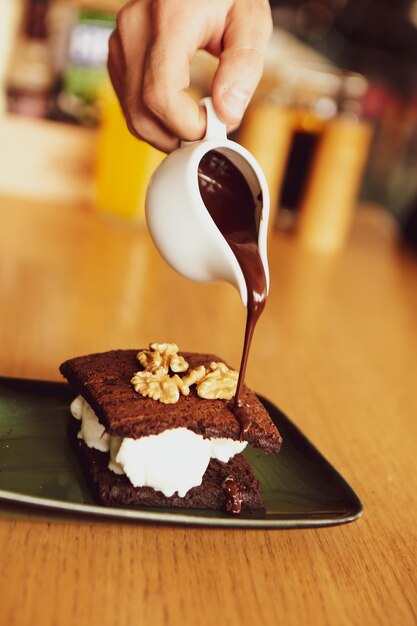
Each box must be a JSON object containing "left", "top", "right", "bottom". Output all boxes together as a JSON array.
[{"left": 70, "top": 395, "right": 247, "bottom": 498}]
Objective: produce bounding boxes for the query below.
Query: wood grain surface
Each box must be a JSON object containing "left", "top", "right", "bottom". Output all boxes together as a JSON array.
[{"left": 0, "top": 197, "right": 416, "bottom": 626}]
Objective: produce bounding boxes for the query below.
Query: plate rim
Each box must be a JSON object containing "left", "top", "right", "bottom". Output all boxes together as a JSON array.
[{"left": 0, "top": 489, "right": 363, "bottom": 528}]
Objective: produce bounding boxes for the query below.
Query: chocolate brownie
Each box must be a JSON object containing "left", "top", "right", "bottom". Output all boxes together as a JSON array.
[
  {"left": 68, "top": 418, "right": 264, "bottom": 510},
  {"left": 60, "top": 349, "right": 282, "bottom": 454}
]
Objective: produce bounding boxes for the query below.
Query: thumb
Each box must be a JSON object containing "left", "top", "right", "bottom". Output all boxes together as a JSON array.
[{"left": 211, "top": 3, "right": 272, "bottom": 126}]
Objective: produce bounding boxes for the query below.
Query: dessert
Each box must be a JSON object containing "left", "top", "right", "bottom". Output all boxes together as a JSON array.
[{"left": 60, "top": 344, "right": 282, "bottom": 514}]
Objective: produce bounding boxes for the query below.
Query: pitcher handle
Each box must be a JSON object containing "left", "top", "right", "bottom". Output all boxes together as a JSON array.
[
  {"left": 180, "top": 97, "right": 227, "bottom": 147},
  {"left": 201, "top": 97, "right": 227, "bottom": 141}
]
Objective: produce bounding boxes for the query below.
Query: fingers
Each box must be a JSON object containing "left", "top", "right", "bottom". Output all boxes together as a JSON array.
[
  {"left": 141, "top": 2, "right": 207, "bottom": 141},
  {"left": 211, "top": 0, "right": 273, "bottom": 126},
  {"left": 142, "top": 54, "right": 207, "bottom": 142},
  {"left": 108, "top": 0, "right": 179, "bottom": 152},
  {"left": 107, "top": 30, "right": 125, "bottom": 112}
]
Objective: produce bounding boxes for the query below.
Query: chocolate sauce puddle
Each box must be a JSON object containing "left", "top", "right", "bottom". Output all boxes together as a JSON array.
[{"left": 198, "top": 150, "right": 267, "bottom": 437}]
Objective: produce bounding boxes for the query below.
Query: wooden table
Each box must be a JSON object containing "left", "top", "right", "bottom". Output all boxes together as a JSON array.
[{"left": 0, "top": 197, "right": 416, "bottom": 626}]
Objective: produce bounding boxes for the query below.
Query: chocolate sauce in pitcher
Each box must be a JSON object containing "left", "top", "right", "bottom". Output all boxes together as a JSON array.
[{"left": 198, "top": 150, "right": 267, "bottom": 436}]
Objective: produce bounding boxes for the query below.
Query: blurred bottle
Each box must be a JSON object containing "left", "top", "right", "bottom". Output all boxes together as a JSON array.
[
  {"left": 49, "top": 3, "right": 115, "bottom": 126},
  {"left": 238, "top": 95, "right": 295, "bottom": 231},
  {"left": 273, "top": 63, "right": 343, "bottom": 231},
  {"left": 296, "top": 71, "right": 372, "bottom": 253},
  {"left": 297, "top": 115, "right": 372, "bottom": 253},
  {"left": 6, "top": 0, "right": 54, "bottom": 118},
  {"left": 277, "top": 109, "right": 325, "bottom": 231},
  {"left": 96, "top": 82, "right": 165, "bottom": 223}
]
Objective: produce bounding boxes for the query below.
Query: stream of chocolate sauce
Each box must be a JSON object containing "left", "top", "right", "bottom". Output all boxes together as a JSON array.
[{"left": 198, "top": 150, "right": 267, "bottom": 437}]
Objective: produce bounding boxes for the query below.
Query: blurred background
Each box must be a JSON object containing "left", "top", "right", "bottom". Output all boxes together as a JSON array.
[{"left": 1, "top": 0, "right": 417, "bottom": 251}]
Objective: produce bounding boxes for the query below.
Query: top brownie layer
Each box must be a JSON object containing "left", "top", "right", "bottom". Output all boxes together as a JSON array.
[{"left": 60, "top": 349, "right": 282, "bottom": 454}]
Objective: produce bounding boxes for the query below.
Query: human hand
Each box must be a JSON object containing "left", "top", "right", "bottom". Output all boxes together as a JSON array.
[{"left": 108, "top": 0, "right": 272, "bottom": 152}]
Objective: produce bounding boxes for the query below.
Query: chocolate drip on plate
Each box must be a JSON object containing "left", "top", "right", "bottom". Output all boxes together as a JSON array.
[{"left": 222, "top": 475, "right": 243, "bottom": 515}]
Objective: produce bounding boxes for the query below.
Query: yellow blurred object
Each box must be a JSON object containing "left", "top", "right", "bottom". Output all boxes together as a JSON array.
[{"left": 96, "top": 83, "right": 165, "bottom": 223}]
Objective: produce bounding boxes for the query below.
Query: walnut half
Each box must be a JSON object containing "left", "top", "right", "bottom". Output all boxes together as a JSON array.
[
  {"left": 131, "top": 368, "right": 190, "bottom": 405},
  {"left": 195, "top": 362, "right": 238, "bottom": 400},
  {"left": 137, "top": 342, "right": 189, "bottom": 374}
]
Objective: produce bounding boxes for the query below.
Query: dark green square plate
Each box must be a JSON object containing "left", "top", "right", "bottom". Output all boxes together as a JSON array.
[{"left": 0, "top": 376, "right": 363, "bottom": 527}]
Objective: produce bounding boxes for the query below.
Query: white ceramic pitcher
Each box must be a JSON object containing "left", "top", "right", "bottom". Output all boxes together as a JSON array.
[{"left": 145, "top": 97, "right": 270, "bottom": 306}]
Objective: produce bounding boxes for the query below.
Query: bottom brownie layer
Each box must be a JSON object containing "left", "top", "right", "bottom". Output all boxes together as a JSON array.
[{"left": 69, "top": 419, "right": 264, "bottom": 511}]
